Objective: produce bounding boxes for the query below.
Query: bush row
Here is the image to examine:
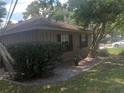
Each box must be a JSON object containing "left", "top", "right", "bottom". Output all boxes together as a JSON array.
[{"left": 7, "top": 42, "right": 63, "bottom": 81}]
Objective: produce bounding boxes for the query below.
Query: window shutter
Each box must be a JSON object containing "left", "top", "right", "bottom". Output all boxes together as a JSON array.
[
  {"left": 57, "top": 34, "right": 61, "bottom": 42},
  {"left": 80, "top": 34, "right": 88, "bottom": 48},
  {"left": 85, "top": 35, "right": 88, "bottom": 46},
  {"left": 80, "top": 35, "right": 82, "bottom": 48},
  {"left": 69, "top": 34, "right": 73, "bottom": 50}
]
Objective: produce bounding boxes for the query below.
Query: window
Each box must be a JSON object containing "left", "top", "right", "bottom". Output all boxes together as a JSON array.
[
  {"left": 57, "top": 34, "right": 73, "bottom": 51},
  {"left": 80, "top": 34, "right": 88, "bottom": 47},
  {"left": 61, "top": 34, "right": 69, "bottom": 42}
]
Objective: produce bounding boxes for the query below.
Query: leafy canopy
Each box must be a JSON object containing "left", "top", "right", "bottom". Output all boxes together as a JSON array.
[
  {"left": 23, "top": 0, "right": 61, "bottom": 19},
  {"left": 23, "top": 0, "right": 75, "bottom": 23},
  {"left": 70, "top": 0, "right": 124, "bottom": 57},
  {"left": 0, "top": 0, "right": 6, "bottom": 23},
  {"left": 75, "top": 0, "right": 124, "bottom": 25},
  {"left": 23, "top": 1, "right": 41, "bottom": 19}
]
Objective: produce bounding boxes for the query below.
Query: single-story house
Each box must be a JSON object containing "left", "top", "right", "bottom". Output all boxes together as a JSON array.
[{"left": 0, "top": 17, "right": 92, "bottom": 61}]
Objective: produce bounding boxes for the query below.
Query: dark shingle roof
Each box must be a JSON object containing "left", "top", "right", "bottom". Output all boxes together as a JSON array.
[{"left": 0, "top": 17, "right": 89, "bottom": 36}]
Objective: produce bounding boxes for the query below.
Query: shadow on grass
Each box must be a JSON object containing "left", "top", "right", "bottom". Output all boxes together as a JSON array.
[
  {"left": 34, "top": 56, "right": 124, "bottom": 93},
  {"left": 51, "top": 57, "right": 124, "bottom": 93}
]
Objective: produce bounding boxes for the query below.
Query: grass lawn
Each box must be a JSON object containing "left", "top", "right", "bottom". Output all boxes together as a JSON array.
[
  {"left": 0, "top": 56, "right": 124, "bottom": 93},
  {"left": 107, "top": 48, "right": 124, "bottom": 55}
]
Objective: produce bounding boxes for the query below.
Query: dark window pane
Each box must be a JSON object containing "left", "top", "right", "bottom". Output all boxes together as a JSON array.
[
  {"left": 57, "top": 34, "right": 61, "bottom": 42},
  {"left": 69, "top": 34, "right": 73, "bottom": 50},
  {"left": 80, "top": 34, "right": 88, "bottom": 48},
  {"left": 57, "top": 34, "right": 73, "bottom": 52}
]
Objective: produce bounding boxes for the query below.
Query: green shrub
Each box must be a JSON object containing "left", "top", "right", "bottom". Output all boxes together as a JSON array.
[
  {"left": 97, "top": 49, "right": 110, "bottom": 57},
  {"left": 7, "top": 42, "right": 63, "bottom": 81},
  {"left": 73, "top": 55, "right": 82, "bottom": 66},
  {"left": 119, "top": 51, "right": 124, "bottom": 56}
]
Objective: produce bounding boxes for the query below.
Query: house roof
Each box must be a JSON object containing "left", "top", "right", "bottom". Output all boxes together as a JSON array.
[{"left": 0, "top": 17, "right": 91, "bottom": 36}]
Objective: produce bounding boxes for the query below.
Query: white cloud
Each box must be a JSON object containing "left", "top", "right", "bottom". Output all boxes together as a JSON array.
[
  {"left": 2, "top": 18, "right": 18, "bottom": 23},
  {"left": 60, "top": 0, "right": 68, "bottom": 4},
  {"left": 6, "top": 0, "right": 68, "bottom": 14},
  {"left": 1, "top": 18, "right": 17, "bottom": 28},
  {"left": 5, "top": 0, "right": 36, "bottom": 14},
  {"left": 16, "top": 0, "right": 36, "bottom": 4},
  {"left": 10, "top": 19, "right": 18, "bottom": 23}
]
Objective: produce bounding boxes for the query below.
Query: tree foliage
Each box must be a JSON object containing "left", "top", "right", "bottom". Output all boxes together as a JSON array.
[
  {"left": 0, "top": 1, "right": 14, "bottom": 74},
  {"left": 49, "top": 4, "right": 75, "bottom": 23},
  {"left": 23, "top": 0, "right": 75, "bottom": 23},
  {"left": 23, "top": 0, "right": 61, "bottom": 19},
  {"left": 39, "top": 0, "right": 60, "bottom": 7},
  {"left": 23, "top": 1, "right": 41, "bottom": 19},
  {"left": 75, "top": 0, "right": 124, "bottom": 25},
  {"left": 0, "top": 0, "right": 6, "bottom": 23},
  {"left": 68, "top": 0, "right": 83, "bottom": 10},
  {"left": 72, "top": 0, "right": 124, "bottom": 57}
]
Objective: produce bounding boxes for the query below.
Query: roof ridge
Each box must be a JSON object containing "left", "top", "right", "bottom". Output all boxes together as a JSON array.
[{"left": 0, "top": 17, "right": 88, "bottom": 36}]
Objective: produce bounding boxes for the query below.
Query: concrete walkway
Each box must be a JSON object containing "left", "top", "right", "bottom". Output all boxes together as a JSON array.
[{"left": 3, "top": 58, "right": 103, "bottom": 86}]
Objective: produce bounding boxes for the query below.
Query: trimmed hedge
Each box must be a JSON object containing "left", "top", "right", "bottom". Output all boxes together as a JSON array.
[{"left": 7, "top": 42, "right": 63, "bottom": 81}]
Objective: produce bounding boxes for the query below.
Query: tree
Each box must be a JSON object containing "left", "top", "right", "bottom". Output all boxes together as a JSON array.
[
  {"left": 23, "top": 1, "right": 41, "bottom": 19},
  {"left": 68, "top": 0, "right": 83, "bottom": 10},
  {"left": 23, "top": 0, "right": 76, "bottom": 24},
  {"left": 49, "top": 4, "right": 75, "bottom": 23},
  {"left": 39, "top": 0, "right": 60, "bottom": 7},
  {"left": 0, "top": 1, "right": 6, "bottom": 25},
  {"left": 23, "top": 0, "right": 61, "bottom": 19},
  {"left": 0, "top": 1, "right": 14, "bottom": 74},
  {"left": 111, "top": 14, "right": 124, "bottom": 39},
  {"left": 73, "top": 0, "right": 124, "bottom": 58}
]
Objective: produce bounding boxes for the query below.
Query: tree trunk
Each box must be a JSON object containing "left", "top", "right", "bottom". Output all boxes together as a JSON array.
[
  {"left": 87, "top": 33, "right": 98, "bottom": 58},
  {"left": 87, "top": 49, "right": 97, "bottom": 58},
  {"left": 0, "top": 43, "right": 14, "bottom": 75},
  {"left": 78, "top": 23, "right": 106, "bottom": 65},
  {"left": 78, "top": 39, "right": 98, "bottom": 66}
]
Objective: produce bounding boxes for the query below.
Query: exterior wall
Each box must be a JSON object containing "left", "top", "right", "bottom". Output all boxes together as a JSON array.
[
  {"left": 0, "top": 30, "right": 58, "bottom": 44},
  {"left": 0, "top": 30, "right": 91, "bottom": 61},
  {"left": 63, "top": 32, "right": 90, "bottom": 62},
  {"left": 63, "top": 48, "right": 89, "bottom": 62}
]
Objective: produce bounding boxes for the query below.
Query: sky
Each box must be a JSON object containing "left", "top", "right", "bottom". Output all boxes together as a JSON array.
[{"left": 4, "top": 0, "right": 68, "bottom": 23}]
